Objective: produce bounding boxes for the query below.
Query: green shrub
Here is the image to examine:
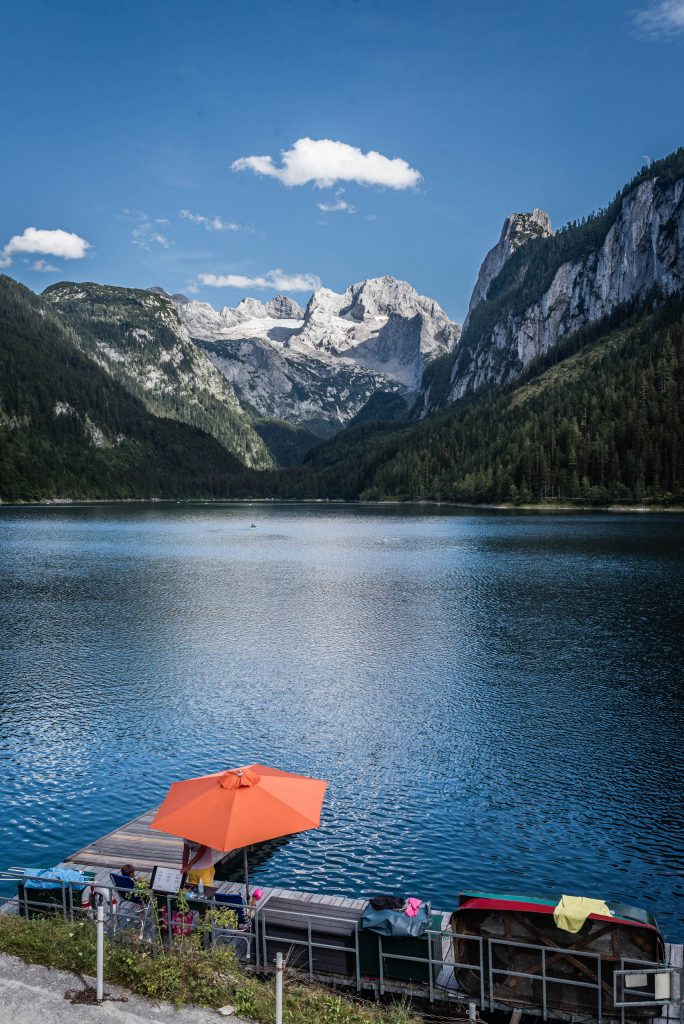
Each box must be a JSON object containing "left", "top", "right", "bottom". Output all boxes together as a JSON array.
[{"left": 0, "top": 916, "right": 418, "bottom": 1023}]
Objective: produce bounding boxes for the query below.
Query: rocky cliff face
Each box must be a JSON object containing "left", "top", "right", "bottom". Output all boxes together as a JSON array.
[
  {"left": 198, "top": 334, "right": 396, "bottom": 435},
  {"left": 170, "top": 276, "right": 460, "bottom": 432},
  {"left": 44, "top": 282, "right": 273, "bottom": 468},
  {"left": 464, "top": 209, "right": 553, "bottom": 321},
  {"left": 290, "top": 276, "right": 460, "bottom": 387},
  {"left": 435, "top": 163, "right": 684, "bottom": 407}
]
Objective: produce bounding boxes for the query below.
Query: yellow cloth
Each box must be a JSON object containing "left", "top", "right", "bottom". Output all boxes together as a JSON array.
[
  {"left": 187, "top": 866, "right": 215, "bottom": 887},
  {"left": 553, "top": 894, "right": 612, "bottom": 933}
]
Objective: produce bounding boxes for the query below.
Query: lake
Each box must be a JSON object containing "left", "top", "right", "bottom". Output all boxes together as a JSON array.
[{"left": 0, "top": 503, "right": 682, "bottom": 939}]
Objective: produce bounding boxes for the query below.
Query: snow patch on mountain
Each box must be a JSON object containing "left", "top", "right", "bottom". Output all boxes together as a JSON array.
[{"left": 166, "top": 280, "right": 458, "bottom": 415}]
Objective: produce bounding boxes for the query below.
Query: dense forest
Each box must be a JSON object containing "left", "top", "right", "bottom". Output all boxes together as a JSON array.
[
  {"left": 242, "top": 297, "right": 684, "bottom": 505},
  {"left": 42, "top": 281, "right": 271, "bottom": 468},
  {"left": 366, "top": 304, "right": 684, "bottom": 504},
  {"left": 430, "top": 146, "right": 684, "bottom": 407},
  {"left": 1, "top": 275, "right": 683, "bottom": 506},
  {"left": 0, "top": 276, "right": 243, "bottom": 501}
]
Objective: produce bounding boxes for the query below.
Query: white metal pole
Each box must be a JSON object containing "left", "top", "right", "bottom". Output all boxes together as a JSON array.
[
  {"left": 468, "top": 1001, "right": 477, "bottom": 1022},
  {"left": 243, "top": 846, "right": 250, "bottom": 905},
  {"left": 96, "top": 898, "right": 105, "bottom": 1002},
  {"left": 275, "top": 951, "right": 283, "bottom": 1024}
]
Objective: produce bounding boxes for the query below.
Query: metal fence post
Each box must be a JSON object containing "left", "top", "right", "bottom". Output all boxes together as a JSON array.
[
  {"left": 96, "top": 896, "right": 105, "bottom": 1003},
  {"left": 541, "top": 945, "right": 547, "bottom": 1021},
  {"left": 275, "top": 951, "right": 283, "bottom": 1024},
  {"left": 308, "top": 917, "right": 313, "bottom": 980},
  {"left": 488, "top": 938, "right": 494, "bottom": 1010}
]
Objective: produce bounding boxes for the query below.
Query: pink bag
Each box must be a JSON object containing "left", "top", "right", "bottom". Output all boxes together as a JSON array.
[
  {"left": 405, "top": 897, "right": 422, "bottom": 917},
  {"left": 162, "top": 905, "right": 195, "bottom": 937}
]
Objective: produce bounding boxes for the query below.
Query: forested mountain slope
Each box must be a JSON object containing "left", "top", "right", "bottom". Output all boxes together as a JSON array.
[
  {"left": 43, "top": 281, "right": 272, "bottom": 468},
  {"left": 264, "top": 297, "right": 684, "bottom": 504},
  {"left": 420, "top": 148, "right": 684, "bottom": 412},
  {"left": 0, "top": 277, "right": 245, "bottom": 501}
]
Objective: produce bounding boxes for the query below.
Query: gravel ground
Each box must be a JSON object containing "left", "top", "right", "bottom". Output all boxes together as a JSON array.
[{"left": 0, "top": 953, "right": 248, "bottom": 1024}]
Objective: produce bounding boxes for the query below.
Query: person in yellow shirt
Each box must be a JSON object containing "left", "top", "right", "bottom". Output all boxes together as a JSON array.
[{"left": 181, "top": 839, "right": 221, "bottom": 889}]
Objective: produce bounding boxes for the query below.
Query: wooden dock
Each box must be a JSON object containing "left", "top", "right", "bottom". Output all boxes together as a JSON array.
[
  {"left": 55, "top": 810, "right": 684, "bottom": 1023},
  {"left": 65, "top": 806, "right": 185, "bottom": 871}
]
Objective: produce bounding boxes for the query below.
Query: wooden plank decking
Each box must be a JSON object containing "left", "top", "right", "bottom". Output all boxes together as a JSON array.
[
  {"left": 65, "top": 806, "right": 186, "bottom": 871},
  {"left": 61, "top": 803, "right": 366, "bottom": 910}
]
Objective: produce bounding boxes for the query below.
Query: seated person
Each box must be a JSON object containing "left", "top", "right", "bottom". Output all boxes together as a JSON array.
[
  {"left": 181, "top": 839, "right": 222, "bottom": 888},
  {"left": 119, "top": 863, "right": 139, "bottom": 883}
]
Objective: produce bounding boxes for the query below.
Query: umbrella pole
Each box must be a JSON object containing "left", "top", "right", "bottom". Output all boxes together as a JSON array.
[{"left": 243, "top": 846, "right": 250, "bottom": 905}]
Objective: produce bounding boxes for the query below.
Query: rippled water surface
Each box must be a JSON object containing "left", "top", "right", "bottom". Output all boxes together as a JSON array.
[{"left": 0, "top": 504, "right": 682, "bottom": 938}]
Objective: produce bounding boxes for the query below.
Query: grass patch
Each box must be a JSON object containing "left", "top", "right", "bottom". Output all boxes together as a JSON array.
[{"left": 0, "top": 916, "right": 418, "bottom": 1023}]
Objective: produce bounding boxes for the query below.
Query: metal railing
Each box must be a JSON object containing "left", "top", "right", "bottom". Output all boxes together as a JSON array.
[
  {"left": 253, "top": 901, "right": 363, "bottom": 989},
  {"left": 0, "top": 869, "right": 252, "bottom": 955},
  {"left": 487, "top": 935, "right": 604, "bottom": 1023},
  {"left": 615, "top": 960, "right": 684, "bottom": 1024},
  {"left": 1, "top": 870, "right": 682, "bottom": 1023}
]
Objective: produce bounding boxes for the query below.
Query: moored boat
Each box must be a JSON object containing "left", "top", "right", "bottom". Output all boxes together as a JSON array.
[{"left": 451, "top": 890, "right": 668, "bottom": 1018}]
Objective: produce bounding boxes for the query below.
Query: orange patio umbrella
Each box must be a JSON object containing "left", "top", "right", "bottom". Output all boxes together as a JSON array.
[{"left": 150, "top": 763, "right": 327, "bottom": 900}]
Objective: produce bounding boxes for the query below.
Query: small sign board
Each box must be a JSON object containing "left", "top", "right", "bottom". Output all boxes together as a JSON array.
[{"left": 150, "top": 866, "right": 186, "bottom": 894}]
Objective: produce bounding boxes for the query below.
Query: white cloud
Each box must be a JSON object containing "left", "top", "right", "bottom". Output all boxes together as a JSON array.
[
  {"left": 31, "top": 259, "right": 61, "bottom": 273},
  {"left": 1, "top": 227, "right": 90, "bottom": 268},
  {"left": 199, "top": 268, "right": 320, "bottom": 292},
  {"left": 231, "top": 137, "right": 421, "bottom": 190},
  {"left": 132, "top": 220, "right": 172, "bottom": 250},
  {"left": 121, "top": 210, "right": 173, "bottom": 250},
  {"left": 633, "top": 0, "right": 684, "bottom": 37},
  {"left": 317, "top": 188, "right": 357, "bottom": 214},
  {"left": 180, "top": 209, "right": 245, "bottom": 232}
]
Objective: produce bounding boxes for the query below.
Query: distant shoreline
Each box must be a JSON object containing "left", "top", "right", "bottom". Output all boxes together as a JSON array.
[{"left": 1, "top": 497, "right": 683, "bottom": 513}]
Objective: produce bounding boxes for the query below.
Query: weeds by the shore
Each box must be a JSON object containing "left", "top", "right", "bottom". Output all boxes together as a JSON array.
[{"left": 0, "top": 916, "right": 417, "bottom": 1024}]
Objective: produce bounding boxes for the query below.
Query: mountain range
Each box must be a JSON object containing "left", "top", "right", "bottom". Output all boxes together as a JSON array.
[
  {"left": 157, "top": 275, "right": 460, "bottom": 437},
  {"left": 0, "top": 147, "right": 682, "bottom": 504}
]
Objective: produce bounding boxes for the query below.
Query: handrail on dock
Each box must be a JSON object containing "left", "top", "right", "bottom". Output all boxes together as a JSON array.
[{"left": 0, "top": 869, "right": 681, "bottom": 1024}]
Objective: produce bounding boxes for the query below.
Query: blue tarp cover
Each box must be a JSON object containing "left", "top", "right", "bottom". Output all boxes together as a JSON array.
[{"left": 23, "top": 867, "right": 88, "bottom": 890}]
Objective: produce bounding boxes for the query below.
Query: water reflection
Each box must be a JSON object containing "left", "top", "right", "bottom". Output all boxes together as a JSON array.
[{"left": 0, "top": 504, "right": 682, "bottom": 938}]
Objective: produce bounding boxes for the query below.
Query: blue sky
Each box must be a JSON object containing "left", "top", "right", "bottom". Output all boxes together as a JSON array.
[{"left": 1, "top": 0, "right": 683, "bottom": 322}]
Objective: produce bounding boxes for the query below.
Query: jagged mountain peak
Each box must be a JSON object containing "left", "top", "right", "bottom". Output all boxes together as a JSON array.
[
  {"left": 502, "top": 209, "right": 553, "bottom": 249},
  {"left": 289, "top": 276, "right": 460, "bottom": 388},
  {"left": 155, "top": 290, "right": 305, "bottom": 332},
  {"left": 302, "top": 275, "right": 456, "bottom": 330},
  {"left": 171, "top": 273, "right": 461, "bottom": 426},
  {"left": 233, "top": 297, "right": 269, "bottom": 320},
  {"left": 340, "top": 275, "right": 441, "bottom": 321},
  {"left": 466, "top": 209, "right": 554, "bottom": 318},
  {"left": 266, "top": 294, "right": 304, "bottom": 319},
  {"left": 229, "top": 295, "right": 304, "bottom": 321},
  {"left": 424, "top": 150, "right": 684, "bottom": 412}
]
